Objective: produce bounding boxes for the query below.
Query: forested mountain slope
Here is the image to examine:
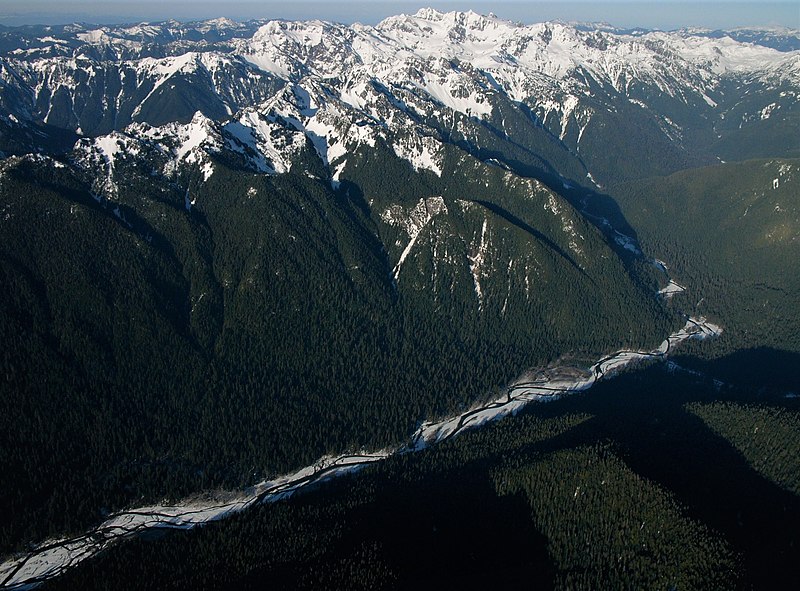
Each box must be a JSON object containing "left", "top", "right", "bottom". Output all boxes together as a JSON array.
[
  {"left": 0, "top": 122, "right": 672, "bottom": 554},
  {"left": 609, "top": 158, "right": 800, "bottom": 358}
]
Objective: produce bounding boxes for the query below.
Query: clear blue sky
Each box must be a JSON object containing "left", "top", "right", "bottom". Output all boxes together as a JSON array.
[{"left": 0, "top": 1, "right": 797, "bottom": 30}]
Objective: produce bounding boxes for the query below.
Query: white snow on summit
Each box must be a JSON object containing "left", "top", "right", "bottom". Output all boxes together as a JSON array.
[{"left": 3, "top": 8, "right": 798, "bottom": 187}]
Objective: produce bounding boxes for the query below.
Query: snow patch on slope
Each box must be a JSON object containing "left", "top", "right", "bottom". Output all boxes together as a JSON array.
[
  {"left": 225, "top": 110, "right": 306, "bottom": 174},
  {"left": 467, "top": 217, "right": 490, "bottom": 309},
  {"left": 381, "top": 196, "right": 449, "bottom": 282},
  {"left": 391, "top": 134, "right": 443, "bottom": 176}
]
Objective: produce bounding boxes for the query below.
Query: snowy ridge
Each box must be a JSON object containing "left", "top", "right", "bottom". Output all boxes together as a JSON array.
[
  {"left": 375, "top": 9, "right": 800, "bottom": 98},
  {"left": 72, "top": 106, "right": 335, "bottom": 184},
  {"left": 2, "top": 8, "right": 797, "bottom": 175},
  {"left": 4, "top": 50, "right": 278, "bottom": 135},
  {"left": 73, "top": 112, "right": 226, "bottom": 187},
  {"left": 224, "top": 109, "right": 306, "bottom": 174},
  {"left": 73, "top": 132, "right": 137, "bottom": 197}
]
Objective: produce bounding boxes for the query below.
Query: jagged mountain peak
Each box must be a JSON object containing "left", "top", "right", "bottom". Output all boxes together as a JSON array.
[
  {"left": 411, "top": 7, "right": 445, "bottom": 22},
  {"left": 400, "top": 7, "right": 506, "bottom": 28},
  {"left": 72, "top": 110, "right": 225, "bottom": 194},
  {"left": 195, "top": 17, "right": 240, "bottom": 30}
]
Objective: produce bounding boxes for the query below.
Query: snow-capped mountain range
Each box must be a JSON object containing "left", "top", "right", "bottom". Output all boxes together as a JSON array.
[{"left": 1, "top": 8, "right": 798, "bottom": 187}]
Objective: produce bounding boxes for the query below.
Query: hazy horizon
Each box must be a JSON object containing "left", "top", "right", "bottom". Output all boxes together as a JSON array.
[{"left": 1, "top": 1, "right": 798, "bottom": 31}]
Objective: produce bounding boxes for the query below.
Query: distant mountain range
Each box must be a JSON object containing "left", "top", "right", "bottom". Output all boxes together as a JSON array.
[{"left": 1, "top": 9, "right": 798, "bottom": 180}]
